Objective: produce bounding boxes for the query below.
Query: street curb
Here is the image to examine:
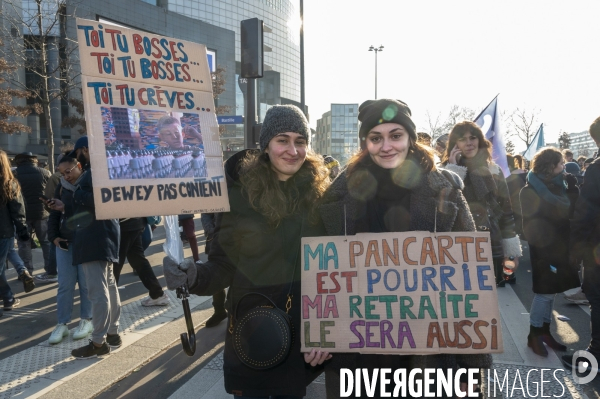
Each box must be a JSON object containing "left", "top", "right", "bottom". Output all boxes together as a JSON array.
[{"left": 39, "top": 298, "right": 214, "bottom": 399}]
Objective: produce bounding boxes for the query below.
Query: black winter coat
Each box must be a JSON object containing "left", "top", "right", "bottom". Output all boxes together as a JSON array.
[
  {"left": 520, "top": 180, "right": 580, "bottom": 294},
  {"left": 189, "top": 151, "right": 326, "bottom": 397},
  {"left": 47, "top": 182, "right": 77, "bottom": 243},
  {"left": 319, "top": 163, "right": 493, "bottom": 399},
  {"left": 506, "top": 171, "right": 527, "bottom": 235},
  {"left": 71, "top": 165, "right": 120, "bottom": 265},
  {"left": 14, "top": 161, "right": 51, "bottom": 220},
  {"left": 0, "top": 183, "right": 28, "bottom": 239},
  {"left": 571, "top": 156, "right": 600, "bottom": 268}
]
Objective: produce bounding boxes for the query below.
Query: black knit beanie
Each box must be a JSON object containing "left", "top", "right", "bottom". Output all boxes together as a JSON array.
[
  {"left": 358, "top": 99, "right": 417, "bottom": 149},
  {"left": 259, "top": 105, "right": 310, "bottom": 151}
]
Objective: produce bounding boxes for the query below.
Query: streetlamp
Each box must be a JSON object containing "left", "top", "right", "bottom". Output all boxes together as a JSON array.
[{"left": 368, "top": 45, "right": 384, "bottom": 99}]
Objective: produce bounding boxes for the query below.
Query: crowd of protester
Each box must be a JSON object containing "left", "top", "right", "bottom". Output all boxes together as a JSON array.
[{"left": 2, "top": 100, "right": 600, "bottom": 398}]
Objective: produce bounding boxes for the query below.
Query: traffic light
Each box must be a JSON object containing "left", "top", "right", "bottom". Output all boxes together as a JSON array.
[{"left": 241, "top": 18, "right": 263, "bottom": 78}]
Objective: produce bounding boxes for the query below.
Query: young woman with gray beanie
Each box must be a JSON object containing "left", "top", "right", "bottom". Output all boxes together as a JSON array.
[
  {"left": 318, "top": 99, "right": 492, "bottom": 398},
  {"left": 163, "top": 104, "right": 332, "bottom": 398}
]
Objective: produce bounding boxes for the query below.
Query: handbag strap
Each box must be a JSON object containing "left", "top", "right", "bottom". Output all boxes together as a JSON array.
[{"left": 229, "top": 215, "right": 305, "bottom": 333}]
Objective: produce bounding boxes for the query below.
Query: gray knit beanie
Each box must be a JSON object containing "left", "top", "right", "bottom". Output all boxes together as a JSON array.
[{"left": 259, "top": 105, "right": 310, "bottom": 151}]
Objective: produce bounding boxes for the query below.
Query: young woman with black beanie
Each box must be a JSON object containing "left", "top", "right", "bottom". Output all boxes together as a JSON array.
[
  {"left": 319, "top": 99, "right": 492, "bottom": 398},
  {"left": 442, "top": 121, "right": 522, "bottom": 287}
]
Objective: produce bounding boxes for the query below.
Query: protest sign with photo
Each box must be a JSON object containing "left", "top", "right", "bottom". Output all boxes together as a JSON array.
[
  {"left": 76, "top": 18, "right": 229, "bottom": 219},
  {"left": 301, "top": 231, "right": 503, "bottom": 355}
]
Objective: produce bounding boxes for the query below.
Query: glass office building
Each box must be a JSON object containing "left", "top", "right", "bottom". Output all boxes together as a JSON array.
[
  {"left": 168, "top": 0, "right": 301, "bottom": 106},
  {"left": 315, "top": 104, "right": 359, "bottom": 165}
]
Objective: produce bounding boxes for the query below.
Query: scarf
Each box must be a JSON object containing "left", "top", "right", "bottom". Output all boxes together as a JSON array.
[
  {"left": 526, "top": 171, "right": 570, "bottom": 215},
  {"left": 354, "top": 154, "right": 424, "bottom": 233},
  {"left": 59, "top": 176, "right": 78, "bottom": 192}
]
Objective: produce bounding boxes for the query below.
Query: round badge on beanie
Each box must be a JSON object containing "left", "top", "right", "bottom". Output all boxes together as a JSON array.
[
  {"left": 259, "top": 105, "right": 310, "bottom": 151},
  {"left": 358, "top": 99, "right": 417, "bottom": 149}
]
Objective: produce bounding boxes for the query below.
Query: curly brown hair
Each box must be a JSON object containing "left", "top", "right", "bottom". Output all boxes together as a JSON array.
[
  {"left": 442, "top": 121, "right": 493, "bottom": 165},
  {"left": 530, "top": 147, "right": 563, "bottom": 178},
  {"left": 0, "top": 150, "right": 20, "bottom": 204},
  {"left": 239, "top": 149, "right": 330, "bottom": 227},
  {"left": 346, "top": 136, "right": 437, "bottom": 176}
]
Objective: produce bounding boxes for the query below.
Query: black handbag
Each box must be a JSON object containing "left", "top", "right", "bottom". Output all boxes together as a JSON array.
[
  {"left": 229, "top": 218, "right": 303, "bottom": 370},
  {"left": 230, "top": 292, "right": 294, "bottom": 370}
]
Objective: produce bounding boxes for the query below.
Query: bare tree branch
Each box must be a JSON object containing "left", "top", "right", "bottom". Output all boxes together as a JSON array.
[{"left": 0, "top": 0, "right": 81, "bottom": 171}]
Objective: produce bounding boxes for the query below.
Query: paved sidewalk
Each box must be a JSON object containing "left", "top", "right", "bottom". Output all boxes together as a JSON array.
[{"left": 0, "top": 290, "right": 213, "bottom": 399}]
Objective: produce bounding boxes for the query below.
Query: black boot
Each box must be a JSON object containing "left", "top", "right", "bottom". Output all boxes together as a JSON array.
[
  {"left": 18, "top": 270, "right": 35, "bottom": 293},
  {"left": 527, "top": 325, "right": 548, "bottom": 357},
  {"left": 205, "top": 309, "right": 228, "bottom": 328},
  {"left": 541, "top": 322, "right": 567, "bottom": 351}
]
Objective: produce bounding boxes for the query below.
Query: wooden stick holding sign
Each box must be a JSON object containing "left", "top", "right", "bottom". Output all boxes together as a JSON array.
[{"left": 300, "top": 231, "right": 503, "bottom": 355}]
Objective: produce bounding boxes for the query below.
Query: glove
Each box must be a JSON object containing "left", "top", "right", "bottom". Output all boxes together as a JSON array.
[
  {"left": 19, "top": 232, "right": 30, "bottom": 242},
  {"left": 565, "top": 173, "right": 578, "bottom": 189},
  {"left": 163, "top": 256, "right": 197, "bottom": 290}
]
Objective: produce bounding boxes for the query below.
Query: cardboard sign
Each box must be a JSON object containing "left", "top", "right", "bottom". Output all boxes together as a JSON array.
[
  {"left": 76, "top": 18, "right": 229, "bottom": 219},
  {"left": 301, "top": 231, "right": 503, "bottom": 355}
]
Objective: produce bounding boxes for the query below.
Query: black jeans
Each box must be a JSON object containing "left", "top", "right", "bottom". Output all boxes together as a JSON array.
[
  {"left": 115, "top": 228, "right": 163, "bottom": 299},
  {"left": 583, "top": 264, "right": 600, "bottom": 357}
]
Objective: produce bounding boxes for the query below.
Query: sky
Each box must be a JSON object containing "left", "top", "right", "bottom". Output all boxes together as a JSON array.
[{"left": 303, "top": 0, "right": 600, "bottom": 152}]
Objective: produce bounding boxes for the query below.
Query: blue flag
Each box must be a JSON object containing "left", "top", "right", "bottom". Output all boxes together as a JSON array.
[
  {"left": 522, "top": 124, "right": 545, "bottom": 160},
  {"left": 473, "top": 95, "right": 509, "bottom": 177}
]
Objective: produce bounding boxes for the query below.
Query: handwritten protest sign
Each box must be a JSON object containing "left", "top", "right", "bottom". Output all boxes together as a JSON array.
[
  {"left": 301, "top": 231, "right": 503, "bottom": 355},
  {"left": 76, "top": 18, "right": 229, "bottom": 219}
]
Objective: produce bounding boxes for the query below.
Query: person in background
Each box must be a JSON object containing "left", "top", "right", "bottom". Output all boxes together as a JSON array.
[
  {"left": 322, "top": 154, "right": 340, "bottom": 180},
  {"left": 319, "top": 99, "right": 491, "bottom": 398},
  {"left": 562, "top": 149, "right": 574, "bottom": 163},
  {"left": 416, "top": 131, "right": 432, "bottom": 147},
  {"left": 577, "top": 155, "right": 586, "bottom": 170},
  {"left": 200, "top": 212, "right": 227, "bottom": 328},
  {"left": 41, "top": 146, "right": 74, "bottom": 285},
  {"left": 115, "top": 217, "right": 169, "bottom": 306},
  {"left": 562, "top": 117, "right": 600, "bottom": 372},
  {"left": 65, "top": 136, "right": 122, "bottom": 359},
  {"left": 0, "top": 150, "right": 30, "bottom": 313},
  {"left": 13, "top": 152, "right": 53, "bottom": 281},
  {"left": 442, "top": 121, "right": 522, "bottom": 286},
  {"left": 163, "top": 105, "right": 331, "bottom": 398},
  {"left": 434, "top": 133, "right": 450, "bottom": 158},
  {"left": 46, "top": 156, "right": 93, "bottom": 344},
  {"left": 520, "top": 147, "right": 580, "bottom": 357},
  {"left": 506, "top": 154, "right": 527, "bottom": 237}
]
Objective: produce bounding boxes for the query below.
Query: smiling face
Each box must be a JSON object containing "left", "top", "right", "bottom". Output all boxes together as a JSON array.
[
  {"left": 455, "top": 133, "right": 480, "bottom": 159},
  {"left": 159, "top": 123, "right": 184, "bottom": 149},
  {"left": 365, "top": 123, "right": 410, "bottom": 169},
  {"left": 265, "top": 132, "right": 307, "bottom": 181}
]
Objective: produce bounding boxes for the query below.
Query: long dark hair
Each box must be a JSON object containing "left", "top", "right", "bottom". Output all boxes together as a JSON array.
[
  {"left": 442, "top": 121, "right": 493, "bottom": 165},
  {"left": 239, "top": 149, "right": 330, "bottom": 227},
  {"left": 0, "top": 150, "right": 20, "bottom": 204}
]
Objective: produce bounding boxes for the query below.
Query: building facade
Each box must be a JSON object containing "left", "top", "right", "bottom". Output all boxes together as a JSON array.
[
  {"left": 1, "top": 0, "right": 302, "bottom": 157},
  {"left": 569, "top": 130, "right": 597, "bottom": 158},
  {"left": 314, "top": 104, "right": 359, "bottom": 165}
]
